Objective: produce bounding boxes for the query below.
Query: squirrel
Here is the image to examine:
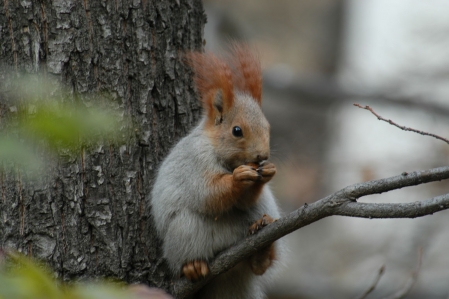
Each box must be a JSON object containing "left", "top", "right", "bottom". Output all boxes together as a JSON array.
[{"left": 150, "top": 43, "right": 281, "bottom": 299}]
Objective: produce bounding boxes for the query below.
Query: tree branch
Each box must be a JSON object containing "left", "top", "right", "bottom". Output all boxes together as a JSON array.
[
  {"left": 354, "top": 103, "right": 449, "bottom": 145},
  {"left": 171, "top": 166, "right": 449, "bottom": 298}
]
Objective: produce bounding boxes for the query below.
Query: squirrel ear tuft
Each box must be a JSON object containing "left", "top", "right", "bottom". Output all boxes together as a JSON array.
[
  {"left": 185, "top": 52, "right": 234, "bottom": 120},
  {"left": 229, "top": 43, "right": 263, "bottom": 106}
]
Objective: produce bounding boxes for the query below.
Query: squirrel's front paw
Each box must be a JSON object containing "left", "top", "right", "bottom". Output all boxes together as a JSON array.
[
  {"left": 256, "top": 162, "right": 276, "bottom": 183},
  {"left": 182, "top": 260, "right": 209, "bottom": 281},
  {"left": 233, "top": 165, "right": 260, "bottom": 183}
]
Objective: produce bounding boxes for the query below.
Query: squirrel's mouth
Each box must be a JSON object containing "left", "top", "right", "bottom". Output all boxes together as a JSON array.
[
  {"left": 245, "top": 160, "right": 267, "bottom": 167},
  {"left": 225, "top": 155, "right": 268, "bottom": 172},
  {"left": 256, "top": 160, "right": 267, "bottom": 166}
]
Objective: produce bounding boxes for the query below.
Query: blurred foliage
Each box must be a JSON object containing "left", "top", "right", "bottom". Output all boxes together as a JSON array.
[
  {"left": 0, "top": 253, "right": 174, "bottom": 299},
  {"left": 0, "top": 136, "right": 43, "bottom": 173},
  {"left": 18, "top": 99, "right": 124, "bottom": 149},
  {"left": 0, "top": 75, "right": 129, "bottom": 175},
  {"left": 0, "top": 253, "right": 131, "bottom": 299}
]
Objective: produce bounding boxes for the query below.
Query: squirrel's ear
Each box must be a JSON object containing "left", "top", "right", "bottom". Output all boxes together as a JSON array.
[
  {"left": 185, "top": 51, "right": 234, "bottom": 122},
  {"left": 213, "top": 89, "right": 223, "bottom": 114},
  {"left": 211, "top": 89, "right": 224, "bottom": 125},
  {"left": 229, "top": 43, "right": 262, "bottom": 106}
]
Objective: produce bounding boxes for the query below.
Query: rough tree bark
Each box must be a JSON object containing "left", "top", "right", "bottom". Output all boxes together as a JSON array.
[{"left": 0, "top": 0, "right": 205, "bottom": 290}]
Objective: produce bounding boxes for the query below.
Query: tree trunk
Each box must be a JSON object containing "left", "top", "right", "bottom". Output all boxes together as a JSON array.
[{"left": 0, "top": 0, "right": 205, "bottom": 290}]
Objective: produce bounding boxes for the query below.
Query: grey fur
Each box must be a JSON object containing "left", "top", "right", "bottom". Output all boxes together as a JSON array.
[{"left": 151, "top": 93, "right": 281, "bottom": 299}]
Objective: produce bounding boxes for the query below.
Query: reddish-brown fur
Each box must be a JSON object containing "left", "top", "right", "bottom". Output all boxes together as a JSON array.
[
  {"left": 204, "top": 173, "right": 237, "bottom": 215},
  {"left": 185, "top": 52, "right": 234, "bottom": 126},
  {"left": 205, "top": 170, "right": 264, "bottom": 216},
  {"left": 185, "top": 44, "right": 263, "bottom": 112},
  {"left": 230, "top": 43, "right": 263, "bottom": 105}
]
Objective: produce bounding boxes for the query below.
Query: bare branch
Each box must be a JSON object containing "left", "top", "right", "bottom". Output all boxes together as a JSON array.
[
  {"left": 354, "top": 103, "right": 449, "bottom": 145},
  {"left": 355, "top": 264, "right": 385, "bottom": 299},
  {"left": 171, "top": 166, "right": 449, "bottom": 298},
  {"left": 380, "top": 249, "right": 423, "bottom": 299}
]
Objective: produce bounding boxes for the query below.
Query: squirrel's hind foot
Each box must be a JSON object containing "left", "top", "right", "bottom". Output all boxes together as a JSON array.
[
  {"left": 248, "top": 214, "right": 277, "bottom": 275},
  {"left": 249, "top": 243, "right": 276, "bottom": 275},
  {"left": 248, "top": 214, "right": 275, "bottom": 235},
  {"left": 182, "top": 260, "right": 209, "bottom": 282}
]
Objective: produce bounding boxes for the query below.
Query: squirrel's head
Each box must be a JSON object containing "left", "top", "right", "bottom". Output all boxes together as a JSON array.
[{"left": 186, "top": 44, "right": 270, "bottom": 171}]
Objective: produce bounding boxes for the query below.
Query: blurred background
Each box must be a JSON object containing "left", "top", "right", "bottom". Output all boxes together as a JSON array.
[{"left": 202, "top": 0, "right": 449, "bottom": 298}]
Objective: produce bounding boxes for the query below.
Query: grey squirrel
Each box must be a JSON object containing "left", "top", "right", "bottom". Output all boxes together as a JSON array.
[{"left": 151, "top": 44, "right": 281, "bottom": 299}]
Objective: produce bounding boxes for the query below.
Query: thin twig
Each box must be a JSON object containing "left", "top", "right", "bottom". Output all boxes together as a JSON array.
[
  {"left": 355, "top": 265, "right": 385, "bottom": 299},
  {"left": 354, "top": 103, "right": 449, "bottom": 145},
  {"left": 380, "top": 248, "right": 423, "bottom": 299},
  {"left": 171, "top": 166, "right": 449, "bottom": 298}
]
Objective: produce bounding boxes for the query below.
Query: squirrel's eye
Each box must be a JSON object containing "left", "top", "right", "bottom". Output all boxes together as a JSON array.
[{"left": 232, "top": 126, "right": 243, "bottom": 137}]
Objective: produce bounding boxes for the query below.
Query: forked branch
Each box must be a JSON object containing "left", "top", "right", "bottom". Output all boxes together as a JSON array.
[{"left": 171, "top": 166, "right": 449, "bottom": 298}]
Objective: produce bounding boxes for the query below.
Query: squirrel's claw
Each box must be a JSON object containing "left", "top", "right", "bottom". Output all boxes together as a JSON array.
[
  {"left": 182, "top": 260, "right": 209, "bottom": 281},
  {"left": 233, "top": 165, "right": 260, "bottom": 182},
  {"left": 248, "top": 214, "right": 275, "bottom": 235}
]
